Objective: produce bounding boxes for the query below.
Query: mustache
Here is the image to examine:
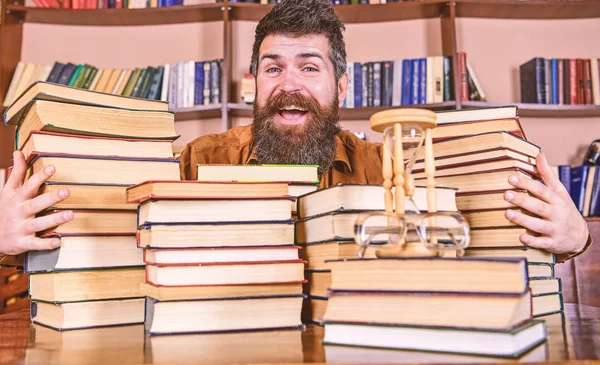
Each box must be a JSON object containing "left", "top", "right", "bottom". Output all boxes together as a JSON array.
[{"left": 254, "top": 92, "right": 324, "bottom": 119}]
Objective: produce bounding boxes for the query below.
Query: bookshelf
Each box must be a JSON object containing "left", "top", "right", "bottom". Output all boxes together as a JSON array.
[{"left": 0, "top": 0, "right": 599, "bottom": 168}]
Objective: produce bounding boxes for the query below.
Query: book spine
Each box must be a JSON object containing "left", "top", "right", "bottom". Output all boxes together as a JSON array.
[
  {"left": 361, "top": 63, "right": 368, "bottom": 107},
  {"left": 381, "top": 61, "right": 392, "bottom": 107},
  {"left": 168, "top": 63, "right": 178, "bottom": 109},
  {"left": 576, "top": 59, "right": 584, "bottom": 104},
  {"left": 443, "top": 56, "right": 452, "bottom": 102},
  {"left": 583, "top": 59, "right": 593, "bottom": 105},
  {"left": 367, "top": 62, "right": 374, "bottom": 107},
  {"left": 419, "top": 58, "right": 426, "bottom": 104},
  {"left": 194, "top": 62, "right": 204, "bottom": 105},
  {"left": 46, "top": 62, "right": 65, "bottom": 83},
  {"left": 457, "top": 52, "right": 468, "bottom": 102},
  {"left": 551, "top": 59, "right": 558, "bottom": 105},
  {"left": 558, "top": 58, "right": 564, "bottom": 105},
  {"left": 569, "top": 59, "right": 577, "bottom": 104},
  {"left": 203, "top": 62, "right": 211, "bottom": 105},
  {"left": 391, "top": 60, "right": 402, "bottom": 107},
  {"left": 402, "top": 59, "right": 412, "bottom": 105},
  {"left": 544, "top": 59, "right": 551, "bottom": 104},
  {"left": 411, "top": 58, "right": 419, "bottom": 104},
  {"left": 210, "top": 60, "right": 221, "bottom": 104},
  {"left": 346, "top": 62, "right": 354, "bottom": 108},
  {"left": 558, "top": 165, "right": 571, "bottom": 195},
  {"left": 373, "top": 62, "right": 381, "bottom": 107},
  {"left": 353, "top": 62, "right": 362, "bottom": 108},
  {"left": 589, "top": 166, "right": 600, "bottom": 216}
]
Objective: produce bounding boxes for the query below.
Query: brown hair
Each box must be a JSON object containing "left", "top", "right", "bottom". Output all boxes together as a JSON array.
[{"left": 250, "top": 0, "right": 347, "bottom": 82}]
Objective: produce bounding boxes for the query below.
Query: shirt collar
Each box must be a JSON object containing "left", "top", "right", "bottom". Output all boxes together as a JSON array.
[{"left": 246, "top": 133, "right": 352, "bottom": 172}]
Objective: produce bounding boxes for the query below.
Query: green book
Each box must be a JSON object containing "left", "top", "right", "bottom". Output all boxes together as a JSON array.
[
  {"left": 122, "top": 68, "right": 141, "bottom": 97},
  {"left": 73, "top": 64, "right": 91, "bottom": 89},
  {"left": 67, "top": 64, "right": 83, "bottom": 87},
  {"left": 82, "top": 67, "right": 98, "bottom": 89}
]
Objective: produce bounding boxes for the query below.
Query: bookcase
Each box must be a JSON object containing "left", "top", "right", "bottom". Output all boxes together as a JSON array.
[{"left": 1, "top": 0, "right": 600, "bottom": 170}]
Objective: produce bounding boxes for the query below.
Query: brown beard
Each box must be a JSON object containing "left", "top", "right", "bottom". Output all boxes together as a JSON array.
[{"left": 252, "top": 92, "right": 341, "bottom": 177}]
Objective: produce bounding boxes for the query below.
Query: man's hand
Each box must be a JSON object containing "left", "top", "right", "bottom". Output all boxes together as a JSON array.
[
  {"left": 504, "top": 152, "right": 588, "bottom": 255},
  {"left": 0, "top": 151, "right": 74, "bottom": 255}
]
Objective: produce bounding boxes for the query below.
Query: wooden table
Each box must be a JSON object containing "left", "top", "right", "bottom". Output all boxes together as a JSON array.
[{"left": 0, "top": 303, "right": 598, "bottom": 365}]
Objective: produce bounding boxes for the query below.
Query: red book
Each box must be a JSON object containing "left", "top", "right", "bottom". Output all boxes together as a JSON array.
[
  {"left": 558, "top": 58, "right": 564, "bottom": 105},
  {"left": 569, "top": 59, "right": 578, "bottom": 105},
  {"left": 576, "top": 59, "right": 585, "bottom": 104}
]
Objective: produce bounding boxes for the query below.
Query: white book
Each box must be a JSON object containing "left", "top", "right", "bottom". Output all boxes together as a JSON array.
[
  {"left": 187, "top": 60, "right": 195, "bottom": 108},
  {"left": 168, "top": 63, "right": 178, "bottom": 110},
  {"left": 432, "top": 56, "right": 444, "bottom": 103},
  {"left": 346, "top": 62, "right": 354, "bottom": 108},
  {"left": 591, "top": 58, "right": 600, "bottom": 105},
  {"left": 3, "top": 61, "right": 25, "bottom": 107},
  {"left": 38, "top": 64, "right": 53, "bottom": 83},
  {"left": 392, "top": 60, "right": 403, "bottom": 106},
  {"left": 112, "top": 69, "right": 127, "bottom": 94},
  {"left": 160, "top": 63, "right": 170, "bottom": 102},
  {"left": 88, "top": 68, "right": 104, "bottom": 91},
  {"left": 176, "top": 61, "right": 185, "bottom": 109},
  {"left": 426, "top": 56, "right": 434, "bottom": 104},
  {"left": 466, "top": 60, "right": 486, "bottom": 101}
]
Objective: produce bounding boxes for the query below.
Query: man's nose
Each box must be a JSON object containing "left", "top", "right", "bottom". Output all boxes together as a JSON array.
[{"left": 279, "top": 70, "right": 302, "bottom": 93}]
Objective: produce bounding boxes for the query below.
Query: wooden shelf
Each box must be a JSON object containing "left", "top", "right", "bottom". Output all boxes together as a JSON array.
[
  {"left": 228, "top": 101, "right": 458, "bottom": 120},
  {"left": 462, "top": 101, "right": 600, "bottom": 118},
  {"left": 4, "top": 3, "right": 224, "bottom": 26},
  {"left": 229, "top": 0, "right": 448, "bottom": 23},
  {"left": 174, "top": 104, "right": 222, "bottom": 121},
  {"left": 456, "top": 0, "right": 600, "bottom": 20}
]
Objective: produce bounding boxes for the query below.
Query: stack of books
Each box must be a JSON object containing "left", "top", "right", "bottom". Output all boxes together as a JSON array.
[
  {"left": 126, "top": 179, "right": 306, "bottom": 335},
  {"left": 322, "top": 257, "right": 548, "bottom": 358},
  {"left": 3, "top": 81, "right": 181, "bottom": 330},
  {"left": 295, "top": 183, "right": 459, "bottom": 324},
  {"left": 411, "top": 106, "right": 562, "bottom": 317}
]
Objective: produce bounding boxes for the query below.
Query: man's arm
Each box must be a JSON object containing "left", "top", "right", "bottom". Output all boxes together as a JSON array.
[
  {"left": 0, "top": 151, "right": 74, "bottom": 255},
  {"left": 503, "top": 152, "right": 590, "bottom": 262}
]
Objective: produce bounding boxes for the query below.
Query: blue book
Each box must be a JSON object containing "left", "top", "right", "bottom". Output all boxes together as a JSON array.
[
  {"left": 411, "top": 59, "right": 419, "bottom": 105},
  {"left": 570, "top": 165, "right": 589, "bottom": 214},
  {"left": 551, "top": 59, "right": 558, "bottom": 104},
  {"left": 401, "top": 59, "right": 412, "bottom": 105},
  {"left": 558, "top": 165, "right": 572, "bottom": 196},
  {"left": 419, "top": 58, "right": 427, "bottom": 104},
  {"left": 353, "top": 62, "right": 362, "bottom": 108},
  {"left": 361, "top": 64, "right": 368, "bottom": 107},
  {"left": 194, "top": 62, "right": 204, "bottom": 106}
]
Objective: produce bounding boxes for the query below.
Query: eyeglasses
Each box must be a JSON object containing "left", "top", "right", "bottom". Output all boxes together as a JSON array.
[{"left": 354, "top": 210, "right": 471, "bottom": 258}]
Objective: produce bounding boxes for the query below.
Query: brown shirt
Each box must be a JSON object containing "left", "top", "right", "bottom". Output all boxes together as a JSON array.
[
  {"left": 178, "top": 124, "right": 588, "bottom": 263},
  {"left": 178, "top": 124, "right": 384, "bottom": 188}
]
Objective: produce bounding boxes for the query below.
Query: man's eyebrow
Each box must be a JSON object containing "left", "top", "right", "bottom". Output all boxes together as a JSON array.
[{"left": 258, "top": 52, "right": 325, "bottom": 64}]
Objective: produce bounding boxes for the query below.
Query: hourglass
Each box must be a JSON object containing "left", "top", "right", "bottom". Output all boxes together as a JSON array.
[{"left": 355, "top": 109, "right": 470, "bottom": 258}]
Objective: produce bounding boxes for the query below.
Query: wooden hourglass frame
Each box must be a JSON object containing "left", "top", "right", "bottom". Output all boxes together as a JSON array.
[{"left": 370, "top": 108, "right": 438, "bottom": 257}]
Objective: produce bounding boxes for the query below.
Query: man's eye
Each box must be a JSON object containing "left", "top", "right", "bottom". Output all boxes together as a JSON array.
[
  {"left": 304, "top": 67, "right": 318, "bottom": 72},
  {"left": 266, "top": 67, "right": 281, "bottom": 73}
]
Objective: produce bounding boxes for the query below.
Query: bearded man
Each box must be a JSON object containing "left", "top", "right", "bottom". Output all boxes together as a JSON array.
[{"left": 0, "top": 0, "right": 591, "bottom": 262}]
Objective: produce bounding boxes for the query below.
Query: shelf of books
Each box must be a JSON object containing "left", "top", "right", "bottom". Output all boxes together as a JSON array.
[
  {"left": 455, "top": 0, "right": 600, "bottom": 20},
  {"left": 462, "top": 101, "right": 600, "bottom": 118},
  {"left": 5, "top": 3, "right": 224, "bottom": 26}
]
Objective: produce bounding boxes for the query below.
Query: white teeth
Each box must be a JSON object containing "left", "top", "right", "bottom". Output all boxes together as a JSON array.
[{"left": 281, "top": 105, "right": 306, "bottom": 111}]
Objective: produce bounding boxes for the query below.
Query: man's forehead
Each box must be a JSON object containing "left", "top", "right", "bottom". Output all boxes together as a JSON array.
[{"left": 259, "top": 34, "right": 330, "bottom": 58}]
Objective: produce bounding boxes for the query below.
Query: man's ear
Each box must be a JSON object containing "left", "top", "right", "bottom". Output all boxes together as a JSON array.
[{"left": 337, "top": 72, "right": 349, "bottom": 108}]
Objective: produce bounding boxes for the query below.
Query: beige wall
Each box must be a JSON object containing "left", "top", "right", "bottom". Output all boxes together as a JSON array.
[{"left": 20, "top": 16, "right": 600, "bottom": 165}]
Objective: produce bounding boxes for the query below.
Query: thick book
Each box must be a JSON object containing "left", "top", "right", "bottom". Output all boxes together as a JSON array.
[
  {"left": 410, "top": 132, "right": 540, "bottom": 163},
  {"left": 38, "top": 209, "right": 137, "bottom": 235},
  {"left": 304, "top": 270, "right": 331, "bottom": 298},
  {"left": 28, "top": 267, "right": 145, "bottom": 302},
  {"left": 143, "top": 245, "right": 300, "bottom": 265},
  {"left": 468, "top": 227, "right": 533, "bottom": 248},
  {"left": 26, "top": 153, "right": 181, "bottom": 185},
  {"left": 464, "top": 247, "right": 556, "bottom": 264},
  {"left": 141, "top": 281, "right": 304, "bottom": 301},
  {"left": 302, "top": 295, "right": 328, "bottom": 325},
  {"left": 145, "top": 260, "right": 306, "bottom": 287},
  {"left": 530, "top": 277, "right": 561, "bottom": 296},
  {"left": 322, "top": 320, "right": 547, "bottom": 358},
  {"left": 14, "top": 99, "right": 177, "bottom": 149},
  {"left": 327, "top": 257, "right": 528, "bottom": 294},
  {"left": 137, "top": 221, "right": 295, "bottom": 249},
  {"left": 30, "top": 298, "right": 144, "bottom": 331},
  {"left": 412, "top": 157, "right": 537, "bottom": 179},
  {"left": 532, "top": 292, "right": 563, "bottom": 317},
  {"left": 4, "top": 80, "right": 169, "bottom": 126},
  {"left": 431, "top": 117, "right": 524, "bottom": 142},
  {"left": 296, "top": 184, "right": 457, "bottom": 220},
  {"left": 462, "top": 208, "right": 533, "bottom": 229},
  {"left": 137, "top": 197, "right": 293, "bottom": 226},
  {"left": 145, "top": 295, "right": 304, "bottom": 335},
  {"left": 196, "top": 164, "right": 318, "bottom": 183},
  {"left": 456, "top": 190, "right": 529, "bottom": 211},
  {"left": 323, "top": 290, "right": 532, "bottom": 330},
  {"left": 19, "top": 130, "right": 174, "bottom": 161},
  {"left": 40, "top": 182, "right": 137, "bottom": 211},
  {"left": 126, "top": 180, "right": 290, "bottom": 203},
  {"left": 25, "top": 234, "right": 141, "bottom": 273}
]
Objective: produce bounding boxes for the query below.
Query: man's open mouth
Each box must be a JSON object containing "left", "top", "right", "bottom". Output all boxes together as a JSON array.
[{"left": 278, "top": 105, "right": 309, "bottom": 121}]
